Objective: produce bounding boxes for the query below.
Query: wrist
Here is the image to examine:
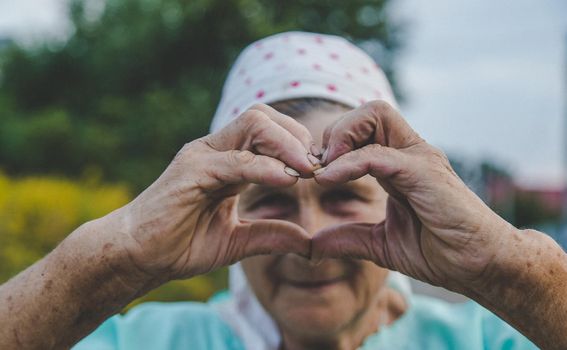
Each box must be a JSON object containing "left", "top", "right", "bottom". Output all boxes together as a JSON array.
[
  {"left": 68, "top": 211, "right": 166, "bottom": 297},
  {"left": 466, "top": 223, "right": 560, "bottom": 307},
  {"left": 462, "top": 225, "right": 567, "bottom": 350},
  {"left": 460, "top": 215, "right": 522, "bottom": 299},
  {"left": 2, "top": 212, "right": 168, "bottom": 349}
]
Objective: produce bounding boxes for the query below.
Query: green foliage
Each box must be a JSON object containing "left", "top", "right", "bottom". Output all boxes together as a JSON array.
[
  {"left": 0, "top": 171, "right": 131, "bottom": 282},
  {"left": 0, "top": 170, "right": 227, "bottom": 303},
  {"left": 0, "top": 0, "right": 400, "bottom": 302},
  {"left": 0, "top": 0, "right": 401, "bottom": 191}
]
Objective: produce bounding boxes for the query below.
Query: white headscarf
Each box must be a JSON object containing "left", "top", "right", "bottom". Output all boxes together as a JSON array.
[{"left": 210, "top": 31, "right": 411, "bottom": 350}]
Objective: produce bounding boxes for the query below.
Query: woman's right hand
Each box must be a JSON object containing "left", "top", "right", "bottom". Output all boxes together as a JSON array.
[
  {"left": 111, "top": 104, "right": 317, "bottom": 281},
  {"left": 0, "top": 104, "right": 320, "bottom": 350}
]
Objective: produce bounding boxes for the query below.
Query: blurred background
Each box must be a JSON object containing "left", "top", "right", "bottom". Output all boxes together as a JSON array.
[{"left": 0, "top": 0, "right": 566, "bottom": 305}]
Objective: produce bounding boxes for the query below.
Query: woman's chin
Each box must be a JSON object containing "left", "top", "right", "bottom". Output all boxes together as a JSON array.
[
  {"left": 277, "top": 304, "right": 352, "bottom": 338},
  {"left": 273, "top": 282, "right": 356, "bottom": 336}
]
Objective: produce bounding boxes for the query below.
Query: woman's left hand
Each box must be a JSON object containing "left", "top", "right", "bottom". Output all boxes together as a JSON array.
[{"left": 311, "top": 101, "right": 515, "bottom": 294}]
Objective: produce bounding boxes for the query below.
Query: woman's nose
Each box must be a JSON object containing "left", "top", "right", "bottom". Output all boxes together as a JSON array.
[{"left": 297, "top": 205, "right": 338, "bottom": 237}]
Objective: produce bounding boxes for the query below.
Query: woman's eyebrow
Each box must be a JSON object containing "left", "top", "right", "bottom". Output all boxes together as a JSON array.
[
  {"left": 240, "top": 179, "right": 380, "bottom": 203},
  {"left": 323, "top": 180, "right": 376, "bottom": 194},
  {"left": 322, "top": 180, "right": 386, "bottom": 203},
  {"left": 239, "top": 185, "right": 290, "bottom": 203}
]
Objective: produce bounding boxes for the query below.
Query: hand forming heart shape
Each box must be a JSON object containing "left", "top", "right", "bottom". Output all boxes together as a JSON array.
[{"left": 114, "top": 101, "right": 511, "bottom": 295}]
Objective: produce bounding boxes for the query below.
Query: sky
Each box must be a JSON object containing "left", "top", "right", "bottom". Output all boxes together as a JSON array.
[
  {"left": 0, "top": 0, "right": 566, "bottom": 188},
  {"left": 391, "top": 0, "right": 567, "bottom": 188}
]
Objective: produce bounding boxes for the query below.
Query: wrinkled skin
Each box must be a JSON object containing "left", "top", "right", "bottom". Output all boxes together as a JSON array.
[
  {"left": 238, "top": 106, "right": 406, "bottom": 349},
  {"left": 122, "top": 100, "right": 509, "bottom": 295},
  {"left": 310, "top": 101, "right": 512, "bottom": 295},
  {"left": 120, "top": 104, "right": 315, "bottom": 279},
  {"left": 2, "top": 100, "right": 566, "bottom": 350}
]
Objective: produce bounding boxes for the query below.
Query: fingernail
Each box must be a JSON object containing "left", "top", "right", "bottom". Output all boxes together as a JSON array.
[
  {"left": 284, "top": 166, "right": 300, "bottom": 177},
  {"left": 321, "top": 148, "right": 329, "bottom": 164},
  {"left": 310, "top": 144, "right": 322, "bottom": 157},
  {"left": 307, "top": 153, "right": 320, "bottom": 166},
  {"left": 313, "top": 167, "right": 326, "bottom": 176}
]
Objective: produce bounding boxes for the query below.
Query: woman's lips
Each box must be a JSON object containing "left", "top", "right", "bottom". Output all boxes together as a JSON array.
[
  {"left": 267, "top": 256, "right": 357, "bottom": 292},
  {"left": 281, "top": 276, "right": 346, "bottom": 289}
]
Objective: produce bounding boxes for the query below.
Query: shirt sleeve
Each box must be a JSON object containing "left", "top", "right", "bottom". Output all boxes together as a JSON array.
[
  {"left": 479, "top": 305, "right": 539, "bottom": 350},
  {"left": 73, "top": 317, "right": 119, "bottom": 350},
  {"left": 73, "top": 302, "right": 245, "bottom": 350},
  {"left": 362, "top": 295, "right": 539, "bottom": 350},
  {"left": 410, "top": 296, "right": 538, "bottom": 350}
]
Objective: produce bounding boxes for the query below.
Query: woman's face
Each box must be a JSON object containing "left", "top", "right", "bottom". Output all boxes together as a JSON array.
[{"left": 238, "top": 107, "right": 391, "bottom": 339}]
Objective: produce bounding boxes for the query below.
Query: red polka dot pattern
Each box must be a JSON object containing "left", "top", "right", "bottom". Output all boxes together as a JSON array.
[{"left": 210, "top": 31, "right": 398, "bottom": 133}]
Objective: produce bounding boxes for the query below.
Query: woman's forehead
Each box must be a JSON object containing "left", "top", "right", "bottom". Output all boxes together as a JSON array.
[{"left": 295, "top": 107, "right": 349, "bottom": 146}]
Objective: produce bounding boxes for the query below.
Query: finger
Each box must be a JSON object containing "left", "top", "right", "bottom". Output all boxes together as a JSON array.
[
  {"left": 206, "top": 108, "right": 315, "bottom": 176},
  {"left": 200, "top": 151, "right": 300, "bottom": 192},
  {"left": 249, "top": 104, "right": 322, "bottom": 157},
  {"left": 232, "top": 219, "right": 312, "bottom": 260},
  {"left": 315, "top": 144, "right": 411, "bottom": 192},
  {"left": 311, "top": 222, "right": 389, "bottom": 266},
  {"left": 311, "top": 207, "right": 426, "bottom": 280},
  {"left": 322, "top": 100, "right": 423, "bottom": 165}
]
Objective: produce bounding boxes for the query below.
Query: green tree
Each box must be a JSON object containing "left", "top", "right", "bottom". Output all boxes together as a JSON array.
[
  {"left": 0, "top": 0, "right": 402, "bottom": 303},
  {"left": 0, "top": 0, "right": 402, "bottom": 191}
]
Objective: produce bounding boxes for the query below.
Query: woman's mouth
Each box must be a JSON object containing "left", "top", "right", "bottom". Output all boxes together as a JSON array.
[
  {"left": 267, "top": 256, "right": 358, "bottom": 293},
  {"left": 281, "top": 276, "right": 346, "bottom": 290}
]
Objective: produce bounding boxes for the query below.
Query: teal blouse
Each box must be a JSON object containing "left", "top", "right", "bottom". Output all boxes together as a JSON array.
[{"left": 74, "top": 294, "right": 537, "bottom": 349}]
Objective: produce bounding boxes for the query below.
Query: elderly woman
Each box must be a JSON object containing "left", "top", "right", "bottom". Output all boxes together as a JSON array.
[{"left": 1, "top": 32, "right": 565, "bottom": 350}]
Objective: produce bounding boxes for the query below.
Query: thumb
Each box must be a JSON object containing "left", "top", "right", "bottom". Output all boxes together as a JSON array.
[
  {"left": 311, "top": 222, "right": 392, "bottom": 268},
  {"left": 231, "top": 219, "right": 311, "bottom": 261}
]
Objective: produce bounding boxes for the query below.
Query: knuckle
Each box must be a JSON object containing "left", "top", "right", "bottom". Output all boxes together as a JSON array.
[
  {"left": 240, "top": 109, "right": 269, "bottom": 126},
  {"left": 328, "top": 124, "right": 342, "bottom": 142},
  {"left": 322, "top": 119, "right": 341, "bottom": 142},
  {"left": 366, "top": 100, "right": 393, "bottom": 117},
  {"left": 429, "top": 146, "right": 450, "bottom": 164},
  {"left": 360, "top": 144, "right": 385, "bottom": 162},
  {"left": 402, "top": 133, "right": 424, "bottom": 148},
  {"left": 366, "top": 143, "right": 385, "bottom": 155},
  {"left": 173, "top": 140, "right": 201, "bottom": 163},
  {"left": 228, "top": 150, "right": 256, "bottom": 167},
  {"left": 294, "top": 123, "right": 313, "bottom": 143},
  {"left": 423, "top": 145, "right": 459, "bottom": 177},
  {"left": 179, "top": 142, "right": 194, "bottom": 154},
  {"left": 249, "top": 103, "right": 269, "bottom": 112},
  {"left": 332, "top": 138, "right": 352, "bottom": 157}
]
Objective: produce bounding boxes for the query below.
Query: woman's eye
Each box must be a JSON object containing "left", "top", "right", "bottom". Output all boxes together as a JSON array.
[
  {"left": 247, "top": 194, "right": 296, "bottom": 218},
  {"left": 321, "top": 190, "right": 367, "bottom": 215}
]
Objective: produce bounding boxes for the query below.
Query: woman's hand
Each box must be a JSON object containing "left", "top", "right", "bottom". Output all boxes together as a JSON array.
[
  {"left": 311, "top": 101, "right": 515, "bottom": 294},
  {"left": 0, "top": 103, "right": 321, "bottom": 349},
  {"left": 115, "top": 104, "right": 317, "bottom": 280}
]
